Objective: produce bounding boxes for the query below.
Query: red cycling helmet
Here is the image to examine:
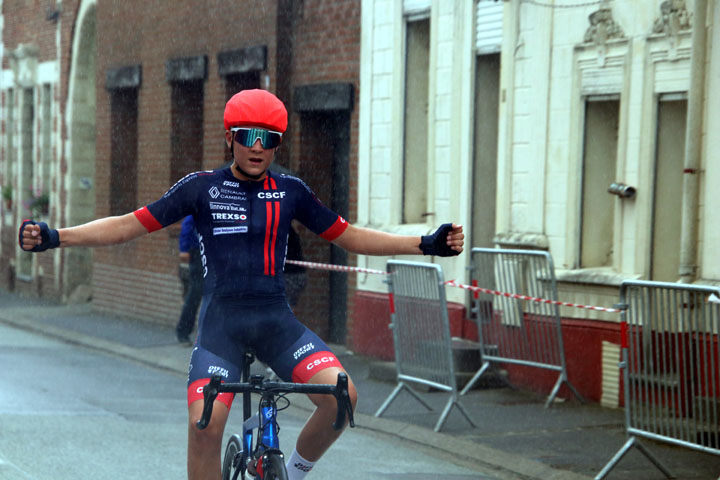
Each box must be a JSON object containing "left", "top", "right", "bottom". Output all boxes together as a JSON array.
[{"left": 223, "top": 89, "right": 288, "bottom": 133}]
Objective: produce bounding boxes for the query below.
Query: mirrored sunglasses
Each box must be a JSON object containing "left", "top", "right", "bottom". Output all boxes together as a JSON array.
[{"left": 231, "top": 127, "right": 283, "bottom": 149}]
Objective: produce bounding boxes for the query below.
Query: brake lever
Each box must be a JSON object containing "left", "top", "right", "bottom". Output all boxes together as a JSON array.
[
  {"left": 196, "top": 374, "right": 223, "bottom": 430},
  {"left": 332, "top": 372, "right": 355, "bottom": 430}
]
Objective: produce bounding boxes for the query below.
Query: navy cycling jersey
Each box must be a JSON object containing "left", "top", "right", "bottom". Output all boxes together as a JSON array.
[{"left": 134, "top": 167, "right": 348, "bottom": 297}]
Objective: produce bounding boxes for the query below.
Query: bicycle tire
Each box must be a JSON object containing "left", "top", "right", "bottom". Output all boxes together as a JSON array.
[
  {"left": 222, "top": 434, "right": 244, "bottom": 480},
  {"left": 261, "top": 453, "right": 288, "bottom": 480}
]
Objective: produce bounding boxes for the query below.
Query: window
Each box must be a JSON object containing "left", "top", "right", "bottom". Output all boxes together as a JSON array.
[
  {"left": 109, "top": 88, "right": 138, "bottom": 216},
  {"left": 580, "top": 97, "right": 619, "bottom": 268},
  {"left": 650, "top": 95, "right": 686, "bottom": 281},
  {"left": 402, "top": 17, "right": 430, "bottom": 224},
  {"left": 472, "top": 54, "right": 500, "bottom": 248},
  {"left": 170, "top": 81, "right": 204, "bottom": 183}
]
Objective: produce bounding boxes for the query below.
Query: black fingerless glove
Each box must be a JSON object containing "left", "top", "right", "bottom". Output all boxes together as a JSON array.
[
  {"left": 419, "top": 223, "right": 459, "bottom": 257},
  {"left": 19, "top": 220, "right": 60, "bottom": 252}
]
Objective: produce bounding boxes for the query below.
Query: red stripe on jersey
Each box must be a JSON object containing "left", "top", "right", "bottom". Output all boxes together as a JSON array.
[
  {"left": 269, "top": 201, "right": 280, "bottom": 276},
  {"left": 187, "top": 378, "right": 235, "bottom": 409},
  {"left": 291, "top": 351, "right": 344, "bottom": 383},
  {"left": 261, "top": 175, "right": 279, "bottom": 276},
  {"left": 319, "top": 216, "right": 349, "bottom": 241},
  {"left": 133, "top": 206, "right": 163, "bottom": 232},
  {"left": 264, "top": 202, "right": 272, "bottom": 275},
  {"left": 262, "top": 177, "right": 275, "bottom": 275}
]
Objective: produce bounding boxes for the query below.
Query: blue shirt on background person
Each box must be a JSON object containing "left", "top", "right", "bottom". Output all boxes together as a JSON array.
[{"left": 179, "top": 215, "right": 200, "bottom": 254}]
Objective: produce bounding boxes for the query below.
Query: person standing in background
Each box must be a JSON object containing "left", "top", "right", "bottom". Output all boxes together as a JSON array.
[{"left": 176, "top": 215, "right": 203, "bottom": 345}]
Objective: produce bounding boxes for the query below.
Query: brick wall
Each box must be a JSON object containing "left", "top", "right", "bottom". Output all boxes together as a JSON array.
[
  {"left": 92, "top": 0, "right": 361, "bottom": 334},
  {"left": 286, "top": 0, "right": 361, "bottom": 344},
  {"left": 92, "top": 1, "right": 282, "bottom": 324},
  {"left": 3, "top": 1, "right": 362, "bottom": 342}
]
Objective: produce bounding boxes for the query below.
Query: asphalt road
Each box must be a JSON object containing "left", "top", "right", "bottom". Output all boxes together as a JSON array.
[{"left": 0, "top": 323, "right": 500, "bottom": 479}]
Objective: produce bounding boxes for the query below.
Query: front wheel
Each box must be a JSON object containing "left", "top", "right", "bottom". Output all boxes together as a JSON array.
[
  {"left": 262, "top": 453, "right": 288, "bottom": 480},
  {"left": 222, "top": 434, "right": 244, "bottom": 480}
]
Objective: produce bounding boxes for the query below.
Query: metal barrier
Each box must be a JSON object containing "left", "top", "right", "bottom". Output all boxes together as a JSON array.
[
  {"left": 374, "top": 260, "right": 476, "bottom": 432},
  {"left": 461, "top": 248, "right": 583, "bottom": 406},
  {"left": 596, "top": 281, "right": 720, "bottom": 479}
]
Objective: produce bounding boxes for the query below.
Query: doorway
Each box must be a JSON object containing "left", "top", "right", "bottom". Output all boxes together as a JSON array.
[{"left": 650, "top": 95, "right": 686, "bottom": 281}]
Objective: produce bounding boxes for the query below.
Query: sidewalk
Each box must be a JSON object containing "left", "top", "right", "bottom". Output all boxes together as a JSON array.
[{"left": 1, "top": 289, "right": 718, "bottom": 480}]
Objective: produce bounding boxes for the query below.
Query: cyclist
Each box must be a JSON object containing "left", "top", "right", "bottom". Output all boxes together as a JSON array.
[{"left": 19, "top": 89, "right": 464, "bottom": 480}]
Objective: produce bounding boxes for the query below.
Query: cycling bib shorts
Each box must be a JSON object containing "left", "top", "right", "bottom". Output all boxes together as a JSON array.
[{"left": 186, "top": 295, "right": 344, "bottom": 408}]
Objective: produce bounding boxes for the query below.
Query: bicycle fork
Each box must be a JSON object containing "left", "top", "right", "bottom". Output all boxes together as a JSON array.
[{"left": 243, "top": 394, "right": 283, "bottom": 478}]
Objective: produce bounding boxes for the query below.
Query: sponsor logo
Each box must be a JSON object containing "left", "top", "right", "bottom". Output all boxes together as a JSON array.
[
  {"left": 305, "top": 355, "right": 336, "bottom": 371},
  {"left": 164, "top": 172, "right": 200, "bottom": 197},
  {"left": 213, "top": 226, "right": 248, "bottom": 235},
  {"left": 293, "top": 342, "right": 315, "bottom": 360},
  {"left": 258, "top": 191, "right": 286, "bottom": 199},
  {"left": 293, "top": 463, "right": 313, "bottom": 473},
  {"left": 209, "top": 202, "right": 246, "bottom": 212},
  {"left": 219, "top": 193, "right": 247, "bottom": 201},
  {"left": 209, "top": 186, "right": 220, "bottom": 199},
  {"left": 211, "top": 213, "right": 247, "bottom": 221},
  {"left": 198, "top": 234, "right": 208, "bottom": 278},
  {"left": 223, "top": 180, "right": 240, "bottom": 188},
  {"left": 208, "top": 366, "right": 229, "bottom": 377}
]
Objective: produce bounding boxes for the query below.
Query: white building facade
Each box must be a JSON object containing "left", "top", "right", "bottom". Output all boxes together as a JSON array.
[{"left": 353, "top": 0, "right": 719, "bottom": 400}]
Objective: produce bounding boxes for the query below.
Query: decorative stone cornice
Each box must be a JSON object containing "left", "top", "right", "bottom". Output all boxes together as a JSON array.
[
  {"left": 582, "top": 3, "right": 625, "bottom": 67},
  {"left": 652, "top": 0, "right": 692, "bottom": 37},
  {"left": 583, "top": 7, "right": 625, "bottom": 46},
  {"left": 650, "top": 0, "right": 692, "bottom": 62}
]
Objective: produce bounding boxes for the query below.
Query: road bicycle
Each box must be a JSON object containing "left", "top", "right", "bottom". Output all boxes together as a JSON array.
[{"left": 197, "top": 352, "right": 355, "bottom": 480}]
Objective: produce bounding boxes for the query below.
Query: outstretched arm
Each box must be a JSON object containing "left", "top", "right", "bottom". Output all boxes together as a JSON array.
[
  {"left": 332, "top": 223, "right": 464, "bottom": 256},
  {"left": 20, "top": 213, "right": 148, "bottom": 250}
]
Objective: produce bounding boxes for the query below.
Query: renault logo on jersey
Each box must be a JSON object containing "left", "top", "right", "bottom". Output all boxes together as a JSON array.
[
  {"left": 209, "top": 186, "right": 220, "bottom": 199},
  {"left": 258, "top": 191, "right": 286, "bottom": 199}
]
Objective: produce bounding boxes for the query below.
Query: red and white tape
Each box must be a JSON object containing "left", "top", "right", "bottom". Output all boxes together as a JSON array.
[
  {"left": 285, "top": 259, "right": 387, "bottom": 276},
  {"left": 285, "top": 259, "right": 620, "bottom": 313},
  {"left": 444, "top": 280, "right": 621, "bottom": 313}
]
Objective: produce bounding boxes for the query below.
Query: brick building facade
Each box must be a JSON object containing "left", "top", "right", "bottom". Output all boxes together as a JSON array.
[{"left": 1, "top": 0, "right": 361, "bottom": 345}]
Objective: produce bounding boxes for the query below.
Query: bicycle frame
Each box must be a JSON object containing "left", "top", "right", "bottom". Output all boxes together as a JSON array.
[
  {"left": 238, "top": 353, "right": 282, "bottom": 477},
  {"left": 197, "top": 351, "right": 354, "bottom": 479}
]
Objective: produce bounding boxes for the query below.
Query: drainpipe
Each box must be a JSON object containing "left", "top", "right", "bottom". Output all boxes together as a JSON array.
[{"left": 678, "top": 0, "right": 708, "bottom": 283}]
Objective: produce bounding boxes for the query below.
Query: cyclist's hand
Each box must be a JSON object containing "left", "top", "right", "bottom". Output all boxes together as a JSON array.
[
  {"left": 18, "top": 220, "right": 60, "bottom": 252},
  {"left": 420, "top": 223, "right": 463, "bottom": 257}
]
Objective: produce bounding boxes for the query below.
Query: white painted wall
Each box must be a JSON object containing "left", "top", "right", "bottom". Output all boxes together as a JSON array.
[
  {"left": 358, "top": 0, "right": 473, "bottom": 303},
  {"left": 357, "top": 0, "right": 719, "bottom": 313}
]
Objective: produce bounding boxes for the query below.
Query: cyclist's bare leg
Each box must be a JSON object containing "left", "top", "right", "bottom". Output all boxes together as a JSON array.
[
  {"left": 187, "top": 399, "right": 230, "bottom": 480},
  {"left": 295, "top": 366, "right": 358, "bottom": 461}
]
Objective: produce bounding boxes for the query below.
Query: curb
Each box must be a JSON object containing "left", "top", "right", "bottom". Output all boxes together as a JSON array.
[
  {"left": 0, "top": 310, "right": 592, "bottom": 480},
  {"left": 289, "top": 392, "right": 591, "bottom": 480}
]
